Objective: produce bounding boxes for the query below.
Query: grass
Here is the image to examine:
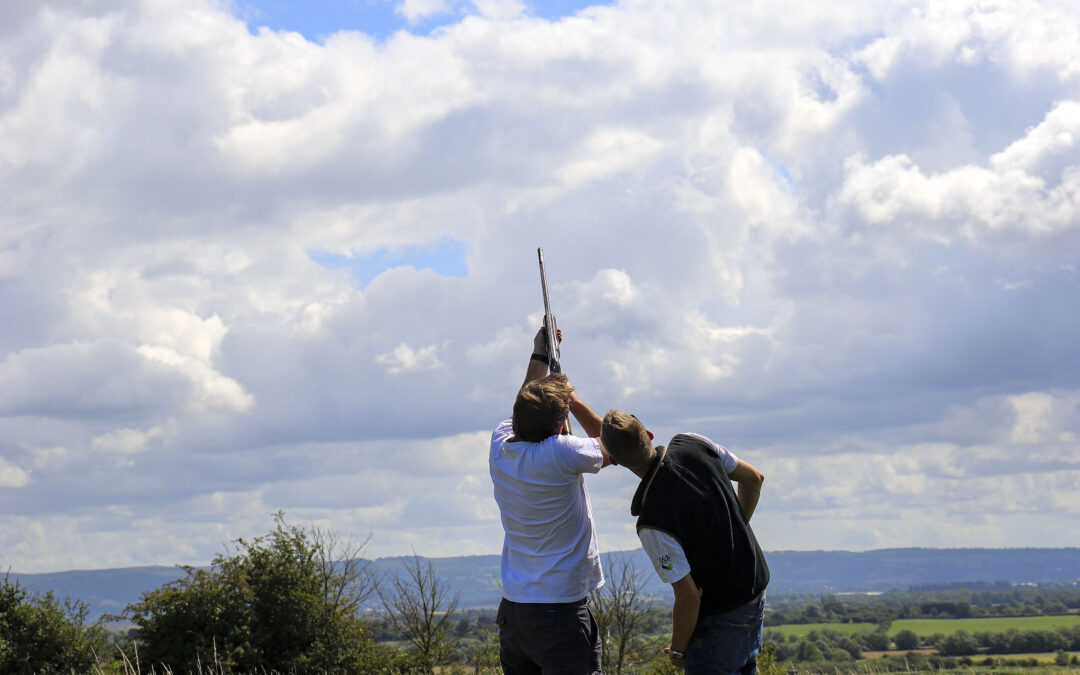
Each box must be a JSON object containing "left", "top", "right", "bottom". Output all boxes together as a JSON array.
[
  {"left": 777, "top": 661, "right": 1080, "bottom": 675},
  {"left": 888, "top": 615, "right": 1080, "bottom": 636},
  {"left": 861, "top": 649, "right": 1080, "bottom": 661},
  {"left": 768, "top": 614, "right": 1080, "bottom": 639},
  {"left": 767, "top": 622, "right": 882, "bottom": 637},
  {"left": 997, "top": 651, "right": 1080, "bottom": 663}
]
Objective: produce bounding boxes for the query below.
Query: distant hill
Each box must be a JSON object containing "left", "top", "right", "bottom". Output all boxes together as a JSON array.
[
  {"left": 765, "top": 548, "right": 1080, "bottom": 593},
  {"left": 9, "top": 547, "right": 1080, "bottom": 622}
]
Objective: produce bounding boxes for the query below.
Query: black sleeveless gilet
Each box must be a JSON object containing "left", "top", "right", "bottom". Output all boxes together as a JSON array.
[{"left": 631, "top": 434, "right": 770, "bottom": 616}]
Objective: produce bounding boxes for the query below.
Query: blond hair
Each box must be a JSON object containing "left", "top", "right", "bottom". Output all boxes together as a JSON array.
[{"left": 512, "top": 373, "right": 573, "bottom": 442}]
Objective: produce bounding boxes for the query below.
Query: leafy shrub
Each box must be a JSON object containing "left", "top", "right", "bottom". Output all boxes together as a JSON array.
[
  {"left": 125, "top": 512, "right": 402, "bottom": 673},
  {"left": 795, "top": 639, "right": 824, "bottom": 661},
  {"left": 861, "top": 628, "right": 890, "bottom": 651},
  {"left": 826, "top": 647, "right": 854, "bottom": 662},
  {"left": 0, "top": 575, "right": 108, "bottom": 674},
  {"left": 939, "top": 630, "right": 979, "bottom": 656},
  {"left": 757, "top": 642, "right": 784, "bottom": 675},
  {"left": 893, "top": 628, "right": 919, "bottom": 650}
]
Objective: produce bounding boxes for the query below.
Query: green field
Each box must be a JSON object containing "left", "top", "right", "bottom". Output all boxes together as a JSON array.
[
  {"left": 996, "top": 652, "right": 1080, "bottom": 663},
  {"left": 888, "top": 615, "right": 1080, "bottom": 636},
  {"left": 768, "top": 615, "right": 1080, "bottom": 639},
  {"left": 766, "top": 622, "right": 880, "bottom": 637}
]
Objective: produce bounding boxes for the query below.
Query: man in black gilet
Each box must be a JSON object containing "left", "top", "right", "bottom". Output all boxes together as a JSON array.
[{"left": 600, "top": 410, "right": 769, "bottom": 675}]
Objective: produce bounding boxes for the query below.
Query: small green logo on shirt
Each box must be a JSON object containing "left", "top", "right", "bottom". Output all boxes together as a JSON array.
[{"left": 659, "top": 554, "right": 673, "bottom": 571}]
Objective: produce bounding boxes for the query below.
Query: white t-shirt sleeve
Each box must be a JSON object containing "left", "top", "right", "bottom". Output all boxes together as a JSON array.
[
  {"left": 682, "top": 432, "right": 739, "bottom": 474},
  {"left": 548, "top": 434, "right": 604, "bottom": 475},
  {"left": 568, "top": 436, "right": 604, "bottom": 474},
  {"left": 638, "top": 527, "right": 692, "bottom": 584},
  {"left": 492, "top": 418, "right": 514, "bottom": 444}
]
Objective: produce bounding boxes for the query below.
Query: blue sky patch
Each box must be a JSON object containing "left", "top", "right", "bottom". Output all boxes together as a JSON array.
[
  {"left": 235, "top": 0, "right": 613, "bottom": 42},
  {"left": 760, "top": 149, "right": 793, "bottom": 187},
  {"left": 310, "top": 238, "right": 468, "bottom": 287}
]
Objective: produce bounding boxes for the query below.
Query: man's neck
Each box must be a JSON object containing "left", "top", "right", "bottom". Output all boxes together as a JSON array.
[{"left": 632, "top": 446, "right": 659, "bottom": 479}]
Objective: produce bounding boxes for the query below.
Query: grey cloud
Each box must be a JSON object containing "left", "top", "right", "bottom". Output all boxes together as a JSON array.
[
  {"left": 0, "top": 341, "right": 188, "bottom": 418},
  {"left": 3, "top": 0, "right": 1080, "bottom": 571},
  {"left": 849, "top": 60, "right": 1061, "bottom": 173}
]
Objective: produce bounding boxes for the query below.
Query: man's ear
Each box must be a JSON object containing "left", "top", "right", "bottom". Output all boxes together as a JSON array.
[{"left": 599, "top": 439, "right": 616, "bottom": 467}]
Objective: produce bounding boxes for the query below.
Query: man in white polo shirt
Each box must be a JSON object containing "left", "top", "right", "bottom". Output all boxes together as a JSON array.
[{"left": 489, "top": 327, "right": 613, "bottom": 674}]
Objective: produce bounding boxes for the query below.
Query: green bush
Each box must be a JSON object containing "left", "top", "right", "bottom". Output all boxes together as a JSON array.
[
  {"left": 795, "top": 639, "right": 824, "bottom": 661},
  {"left": 0, "top": 575, "right": 108, "bottom": 674},
  {"left": 757, "top": 642, "right": 784, "bottom": 675},
  {"left": 862, "top": 628, "right": 890, "bottom": 651},
  {"left": 893, "top": 628, "right": 919, "bottom": 650},
  {"left": 826, "top": 647, "right": 854, "bottom": 662},
  {"left": 125, "top": 512, "right": 404, "bottom": 673},
  {"left": 938, "top": 629, "right": 979, "bottom": 656}
]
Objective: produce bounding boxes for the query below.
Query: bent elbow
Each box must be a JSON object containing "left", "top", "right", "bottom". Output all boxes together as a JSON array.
[{"left": 742, "top": 468, "right": 763, "bottom": 491}]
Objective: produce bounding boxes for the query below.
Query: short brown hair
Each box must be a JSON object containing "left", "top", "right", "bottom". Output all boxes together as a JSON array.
[
  {"left": 512, "top": 373, "right": 573, "bottom": 442},
  {"left": 601, "top": 409, "right": 653, "bottom": 470}
]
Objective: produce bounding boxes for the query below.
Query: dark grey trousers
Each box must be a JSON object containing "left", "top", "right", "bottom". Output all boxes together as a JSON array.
[{"left": 496, "top": 597, "right": 602, "bottom": 674}]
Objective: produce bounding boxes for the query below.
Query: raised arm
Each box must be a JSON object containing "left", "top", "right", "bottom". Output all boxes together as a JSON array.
[
  {"left": 520, "top": 327, "right": 557, "bottom": 391},
  {"left": 568, "top": 391, "right": 613, "bottom": 466},
  {"left": 568, "top": 391, "right": 601, "bottom": 438},
  {"left": 729, "top": 459, "right": 764, "bottom": 521}
]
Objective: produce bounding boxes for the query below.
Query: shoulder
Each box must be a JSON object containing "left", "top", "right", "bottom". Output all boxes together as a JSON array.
[
  {"left": 673, "top": 432, "right": 739, "bottom": 473},
  {"left": 545, "top": 433, "right": 603, "bottom": 472},
  {"left": 673, "top": 431, "right": 716, "bottom": 449},
  {"left": 547, "top": 432, "right": 599, "bottom": 452},
  {"left": 492, "top": 418, "right": 513, "bottom": 440}
]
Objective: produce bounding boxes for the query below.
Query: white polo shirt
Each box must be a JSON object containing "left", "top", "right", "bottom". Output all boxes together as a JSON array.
[{"left": 489, "top": 419, "right": 606, "bottom": 603}]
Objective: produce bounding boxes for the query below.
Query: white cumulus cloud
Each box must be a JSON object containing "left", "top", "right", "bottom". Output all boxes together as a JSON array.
[{"left": 1, "top": 0, "right": 1079, "bottom": 572}]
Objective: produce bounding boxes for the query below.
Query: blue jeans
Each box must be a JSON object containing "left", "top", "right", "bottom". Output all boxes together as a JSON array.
[{"left": 684, "top": 593, "right": 765, "bottom": 675}]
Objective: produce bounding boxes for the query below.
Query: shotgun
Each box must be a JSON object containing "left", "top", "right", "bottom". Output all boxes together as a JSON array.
[
  {"left": 537, "top": 247, "right": 562, "bottom": 374},
  {"left": 537, "top": 247, "right": 571, "bottom": 434}
]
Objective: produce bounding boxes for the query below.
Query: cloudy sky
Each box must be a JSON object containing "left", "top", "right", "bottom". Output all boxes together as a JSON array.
[{"left": 2, "top": 0, "right": 1079, "bottom": 574}]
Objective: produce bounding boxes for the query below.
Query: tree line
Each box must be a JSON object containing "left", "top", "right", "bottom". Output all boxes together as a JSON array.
[
  {"left": 0, "top": 514, "right": 684, "bottom": 674},
  {"left": 766, "top": 587, "right": 1080, "bottom": 626},
  {"left": 2, "top": 514, "right": 473, "bottom": 674},
  {"left": 4, "top": 516, "right": 1080, "bottom": 673},
  {"left": 763, "top": 624, "right": 1080, "bottom": 664}
]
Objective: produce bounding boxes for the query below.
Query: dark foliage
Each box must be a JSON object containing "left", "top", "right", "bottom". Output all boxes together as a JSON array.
[
  {"left": 124, "top": 513, "right": 410, "bottom": 673},
  {"left": 0, "top": 575, "right": 108, "bottom": 674}
]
